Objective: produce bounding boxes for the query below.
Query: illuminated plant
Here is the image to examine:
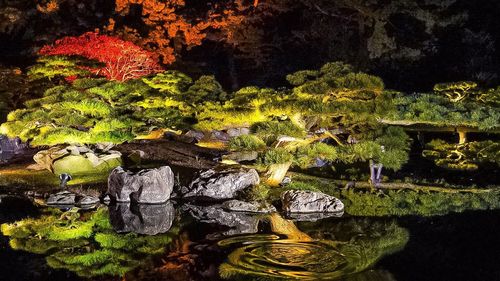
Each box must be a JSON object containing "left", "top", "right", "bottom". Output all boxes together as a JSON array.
[{"left": 39, "top": 32, "right": 162, "bottom": 81}]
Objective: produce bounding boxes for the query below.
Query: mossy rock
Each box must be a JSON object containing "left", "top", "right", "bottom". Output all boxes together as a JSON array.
[{"left": 52, "top": 154, "right": 122, "bottom": 175}]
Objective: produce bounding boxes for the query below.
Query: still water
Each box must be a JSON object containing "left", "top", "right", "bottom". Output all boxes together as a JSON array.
[{"left": 0, "top": 196, "right": 499, "bottom": 281}]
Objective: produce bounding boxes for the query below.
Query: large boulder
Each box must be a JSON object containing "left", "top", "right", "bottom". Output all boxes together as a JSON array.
[
  {"left": 107, "top": 166, "right": 174, "bottom": 203},
  {"left": 179, "top": 167, "right": 260, "bottom": 200},
  {"left": 281, "top": 190, "right": 344, "bottom": 214},
  {"left": 109, "top": 202, "right": 175, "bottom": 235}
]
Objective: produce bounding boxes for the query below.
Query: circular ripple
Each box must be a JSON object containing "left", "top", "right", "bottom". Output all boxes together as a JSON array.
[{"left": 219, "top": 235, "right": 351, "bottom": 280}]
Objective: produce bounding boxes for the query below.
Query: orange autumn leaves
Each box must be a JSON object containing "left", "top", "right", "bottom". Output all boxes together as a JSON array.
[{"left": 110, "top": 0, "right": 255, "bottom": 64}]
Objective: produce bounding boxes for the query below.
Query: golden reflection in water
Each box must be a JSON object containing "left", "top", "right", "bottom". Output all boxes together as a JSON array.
[{"left": 218, "top": 213, "right": 408, "bottom": 280}]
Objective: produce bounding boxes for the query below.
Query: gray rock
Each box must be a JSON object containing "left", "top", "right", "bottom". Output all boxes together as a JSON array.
[
  {"left": 107, "top": 166, "right": 174, "bottom": 203},
  {"left": 183, "top": 204, "right": 260, "bottom": 236},
  {"left": 0, "top": 135, "right": 26, "bottom": 154},
  {"left": 46, "top": 191, "right": 76, "bottom": 205},
  {"left": 222, "top": 200, "right": 276, "bottom": 213},
  {"left": 0, "top": 135, "right": 28, "bottom": 163},
  {"left": 184, "top": 130, "right": 205, "bottom": 142},
  {"left": 109, "top": 201, "right": 175, "bottom": 235},
  {"left": 210, "top": 130, "right": 230, "bottom": 142},
  {"left": 226, "top": 128, "right": 250, "bottom": 137},
  {"left": 281, "top": 190, "right": 344, "bottom": 213},
  {"left": 77, "top": 195, "right": 100, "bottom": 206},
  {"left": 180, "top": 167, "right": 260, "bottom": 200}
]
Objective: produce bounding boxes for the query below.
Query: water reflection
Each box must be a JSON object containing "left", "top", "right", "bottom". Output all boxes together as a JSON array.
[
  {"left": 218, "top": 214, "right": 409, "bottom": 280},
  {"left": 1, "top": 207, "right": 179, "bottom": 278},
  {"left": 1, "top": 201, "right": 409, "bottom": 280},
  {"left": 182, "top": 203, "right": 262, "bottom": 237},
  {"left": 109, "top": 201, "right": 175, "bottom": 235}
]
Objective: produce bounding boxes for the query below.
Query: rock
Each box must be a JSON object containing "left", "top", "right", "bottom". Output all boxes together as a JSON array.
[
  {"left": 34, "top": 145, "right": 122, "bottom": 175},
  {"left": 222, "top": 151, "right": 259, "bottom": 163},
  {"left": 226, "top": 128, "right": 250, "bottom": 137},
  {"left": 77, "top": 195, "right": 100, "bottom": 206},
  {"left": 184, "top": 130, "right": 205, "bottom": 142},
  {"left": 284, "top": 212, "right": 343, "bottom": 222},
  {"left": 210, "top": 130, "right": 230, "bottom": 142},
  {"left": 281, "top": 190, "right": 344, "bottom": 213},
  {"left": 0, "top": 135, "right": 26, "bottom": 154},
  {"left": 222, "top": 200, "right": 276, "bottom": 213},
  {"left": 107, "top": 166, "right": 174, "bottom": 203},
  {"left": 0, "top": 135, "right": 34, "bottom": 164},
  {"left": 183, "top": 204, "right": 260, "bottom": 236},
  {"left": 46, "top": 191, "right": 76, "bottom": 205},
  {"left": 180, "top": 167, "right": 260, "bottom": 200},
  {"left": 280, "top": 176, "right": 292, "bottom": 186},
  {"left": 109, "top": 201, "right": 175, "bottom": 235}
]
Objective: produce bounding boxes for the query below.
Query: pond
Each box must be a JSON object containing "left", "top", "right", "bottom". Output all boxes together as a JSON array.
[{"left": 1, "top": 194, "right": 500, "bottom": 281}]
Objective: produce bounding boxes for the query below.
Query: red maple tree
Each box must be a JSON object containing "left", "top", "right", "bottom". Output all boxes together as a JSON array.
[{"left": 39, "top": 32, "right": 162, "bottom": 81}]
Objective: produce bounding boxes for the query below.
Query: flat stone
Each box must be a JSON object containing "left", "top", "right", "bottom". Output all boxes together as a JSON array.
[
  {"left": 46, "top": 191, "right": 76, "bottom": 205},
  {"left": 77, "top": 195, "right": 100, "bottom": 206},
  {"left": 281, "top": 190, "right": 344, "bottom": 213}
]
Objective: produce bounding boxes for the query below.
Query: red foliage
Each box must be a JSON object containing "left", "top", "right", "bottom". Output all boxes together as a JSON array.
[
  {"left": 64, "top": 75, "right": 78, "bottom": 83},
  {"left": 39, "top": 32, "right": 162, "bottom": 81}
]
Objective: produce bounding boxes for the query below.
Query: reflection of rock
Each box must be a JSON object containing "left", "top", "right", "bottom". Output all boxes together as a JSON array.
[
  {"left": 222, "top": 200, "right": 276, "bottom": 213},
  {"left": 183, "top": 204, "right": 260, "bottom": 236},
  {"left": 285, "top": 211, "right": 343, "bottom": 222},
  {"left": 109, "top": 201, "right": 175, "bottom": 235},
  {"left": 281, "top": 190, "right": 344, "bottom": 213},
  {"left": 180, "top": 167, "right": 260, "bottom": 200},
  {"left": 107, "top": 166, "right": 174, "bottom": 203}
]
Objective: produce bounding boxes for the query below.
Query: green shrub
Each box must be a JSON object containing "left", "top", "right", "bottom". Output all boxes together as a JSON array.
[{"left": 228, "top": 135, "right": 266, "bottom": 151}]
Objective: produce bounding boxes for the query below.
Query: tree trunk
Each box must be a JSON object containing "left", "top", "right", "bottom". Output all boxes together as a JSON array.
[
  {"left": 265, "top": 162, "right": 292, "bottom": 187},
  {"left": 458, "top": 129, "right": 467, "bottom": 144},
  {"left": 369, "top": 160, "right": 383, "bottom": 189}
]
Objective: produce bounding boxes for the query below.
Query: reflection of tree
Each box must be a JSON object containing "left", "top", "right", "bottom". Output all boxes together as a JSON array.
[
  {"left": 219, "top": 214, "right": 408, "bottom": 280},
  {"left": 1, "top": 207, "right": 178, "bottom": 278}
]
